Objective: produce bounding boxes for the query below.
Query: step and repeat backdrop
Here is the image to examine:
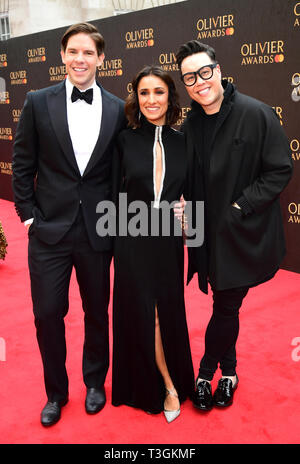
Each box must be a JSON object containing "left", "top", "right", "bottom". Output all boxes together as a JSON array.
[{"left": 0, "top": 0, "right": 299, "bottom": 272}]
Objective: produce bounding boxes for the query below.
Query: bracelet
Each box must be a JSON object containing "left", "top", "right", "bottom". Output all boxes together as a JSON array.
[{"left": 181, "top": 214, "right": 188, "bottom": 230}]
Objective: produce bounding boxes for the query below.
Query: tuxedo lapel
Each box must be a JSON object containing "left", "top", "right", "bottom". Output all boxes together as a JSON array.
[
  {"left": 47, "top": 81, "right": 80, "bottom": 175},
  {"left": 83, "top": 85, "right": 119, "bottom": 177}
]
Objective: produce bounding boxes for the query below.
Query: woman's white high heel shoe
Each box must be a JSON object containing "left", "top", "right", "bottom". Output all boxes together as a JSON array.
[{"left": 164, "top": 388, "right": 180, "bottom": 423}]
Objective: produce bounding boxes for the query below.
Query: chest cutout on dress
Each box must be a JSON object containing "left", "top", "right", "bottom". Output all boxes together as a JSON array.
[{"left": 153, "top": 126, "right": 166, "bottom": 208}]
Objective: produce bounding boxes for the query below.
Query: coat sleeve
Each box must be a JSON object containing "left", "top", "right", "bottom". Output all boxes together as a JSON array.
[
  {"left": 181, "top": 121, "right": 197, "bottom": 202},
  {"left": 12, "top": 92, "right": 38, "bottom": 222},
  {"left": 111, "top": 134, "right": 124, "bottom": 210},
  {"left": 237, "top": 106, "right": 293, "bottom": 214}
]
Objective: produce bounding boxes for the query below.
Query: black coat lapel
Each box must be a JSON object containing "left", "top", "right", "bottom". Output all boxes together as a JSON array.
[
  {"left": 83, "top": 85, "right": 119, "bottom": 176},
  {"left": 47, "top": 81, "right": 80, "bottom": 175}
]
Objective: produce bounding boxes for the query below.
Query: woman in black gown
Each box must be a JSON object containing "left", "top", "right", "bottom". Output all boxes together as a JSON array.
[{"left": 112, "top": 66, "right": 194, "bottom": 422}]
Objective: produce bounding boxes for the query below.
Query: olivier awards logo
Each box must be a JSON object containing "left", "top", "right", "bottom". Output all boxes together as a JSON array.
[
  {"left": 175, "top": 107, "right": 191, "bottom": 127},
  {"left": 288, "top": 202, "right": 300, "bottom": 224},
  {"left": 158, "top": 52, "right": 179, "bottom": 72},
  {"left": 294, "top": 2, "right": 300, "bottom": 27},
  {"left": 272, "top": 106, "right": 284, "bottom": 125},
  {"left": 12, "top": 109, "right": 22, "bottom": 123},
  {"left": 27, "top": 47, "right": 46, "bottom": 63},
  {"left": 241, "top": 40, "right": 284, "bottom": 65},
  {"left": 0, "top": 90, "right": 10, "bottom": 105},
  {"left": 10, "top": 70, "right": 27, "bottom": 85},
  {"left": 0, "top": 161, "right": 12, "bottom": 175},
  {"left": 196, "top": 14, "right": 235, "bottom": 39},
  {"left": 291, "top": 73, "right": 300, "bottom": 102},
  {"left": 0, "top": 128, "right": 13, "bottom": 141},
  {"left": 125, "top": 28, "right": 154, "bottom": 49},
  {"left": 49, "top": 65, "right": 66, "bottom": 82},
  {"left": 223, "top": 76, "right": 234, "bottom": 83},
  {"left": 0, "top": 53, "right": 8, "bottom": 67},
  {"left": 98, "top": 58, "right": 123, "bottom": 77},
  {"left": 291, "top": 138, "right": 300, "bottom": 161}
]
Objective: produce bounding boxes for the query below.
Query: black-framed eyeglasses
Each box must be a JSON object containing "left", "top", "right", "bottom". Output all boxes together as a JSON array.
[{"left": 181, "top": 63, "right": 218, "bottom": 86}]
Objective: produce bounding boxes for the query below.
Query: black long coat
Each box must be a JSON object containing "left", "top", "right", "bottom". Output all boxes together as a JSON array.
[{"left": 183, "top": 81, "right": 293, "bottom": 293}]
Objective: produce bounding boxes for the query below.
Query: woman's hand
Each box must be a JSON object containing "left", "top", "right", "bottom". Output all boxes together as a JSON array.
[{"left": 173, "top": 195, "right": 187, "bottom": 230}]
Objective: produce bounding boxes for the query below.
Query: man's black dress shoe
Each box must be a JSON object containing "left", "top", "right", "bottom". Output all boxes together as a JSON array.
[
  {"left": 41, "top": 397, "right": 68, "bottom": 427},
  {"left": 213, "top": 375, "right": 239, "bottom": 407},
  {"left": 85, "top": 387, "right": 106, "bottom": 414},
  {"left": 193, "top": 380, "right": 213, "bottom": 411}
]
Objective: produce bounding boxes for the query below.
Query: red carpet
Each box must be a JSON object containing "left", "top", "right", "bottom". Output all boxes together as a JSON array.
[{"left": 0, "top": 197, "right": 299, "bottom": 444}]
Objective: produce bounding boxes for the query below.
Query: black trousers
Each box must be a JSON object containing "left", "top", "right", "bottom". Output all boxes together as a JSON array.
[
  {"left": 198, "top": 286, "right": 249, "bottom": 381},
  {"left": 28, "top": 209, "right": 112, "bottom": 402}
]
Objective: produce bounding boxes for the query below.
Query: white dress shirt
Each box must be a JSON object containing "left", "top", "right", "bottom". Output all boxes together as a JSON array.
[
  {"left": 65, "top": 77, "right": 102, "bottom": 176},
  {"left": 24, "top": 78, "right": 102, "bottom": 226}
]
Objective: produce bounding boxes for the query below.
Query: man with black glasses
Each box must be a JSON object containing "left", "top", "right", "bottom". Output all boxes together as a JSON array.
[{"left": 176, "top": 40, "right": 292, "bottom": 410}]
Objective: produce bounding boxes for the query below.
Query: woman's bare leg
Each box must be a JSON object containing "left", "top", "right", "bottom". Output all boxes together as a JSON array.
[{"left": 155, "top": 307, "right": 180, "bottom": 411}]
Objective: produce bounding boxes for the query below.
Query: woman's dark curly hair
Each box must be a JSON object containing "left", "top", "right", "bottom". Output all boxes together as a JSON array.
[{"left": 125, "top": 65, "right": 181, "bottom": 128}]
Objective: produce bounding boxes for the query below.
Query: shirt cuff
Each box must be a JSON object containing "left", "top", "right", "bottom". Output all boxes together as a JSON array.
[
  {"left": 24, "top": 218, "right": 34, "bottom": 226},
  {"left": 235, "top": 196, "right": 253, "bottom": 216}
]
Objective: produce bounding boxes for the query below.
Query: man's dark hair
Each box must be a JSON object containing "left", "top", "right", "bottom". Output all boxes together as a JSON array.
[
  {"left": 175, "top": 40, "right": 216, "bottom": 70},
  {"left": 61, "top": 22, "right": 105, "bottom": 56}
]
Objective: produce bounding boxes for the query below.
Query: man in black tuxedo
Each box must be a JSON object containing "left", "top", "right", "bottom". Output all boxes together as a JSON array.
[{"left": 12, "top": 22, "right": 126, "bottom": 426}]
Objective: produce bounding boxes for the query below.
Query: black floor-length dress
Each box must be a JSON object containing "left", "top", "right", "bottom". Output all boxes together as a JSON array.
[{"left": 112, "top": 118, "right": 194, "bottom": 414}]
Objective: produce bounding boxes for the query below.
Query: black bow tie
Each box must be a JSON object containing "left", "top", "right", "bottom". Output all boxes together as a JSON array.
[{"left": 71, "top": 86, "right": 93, "bottom": 104}]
